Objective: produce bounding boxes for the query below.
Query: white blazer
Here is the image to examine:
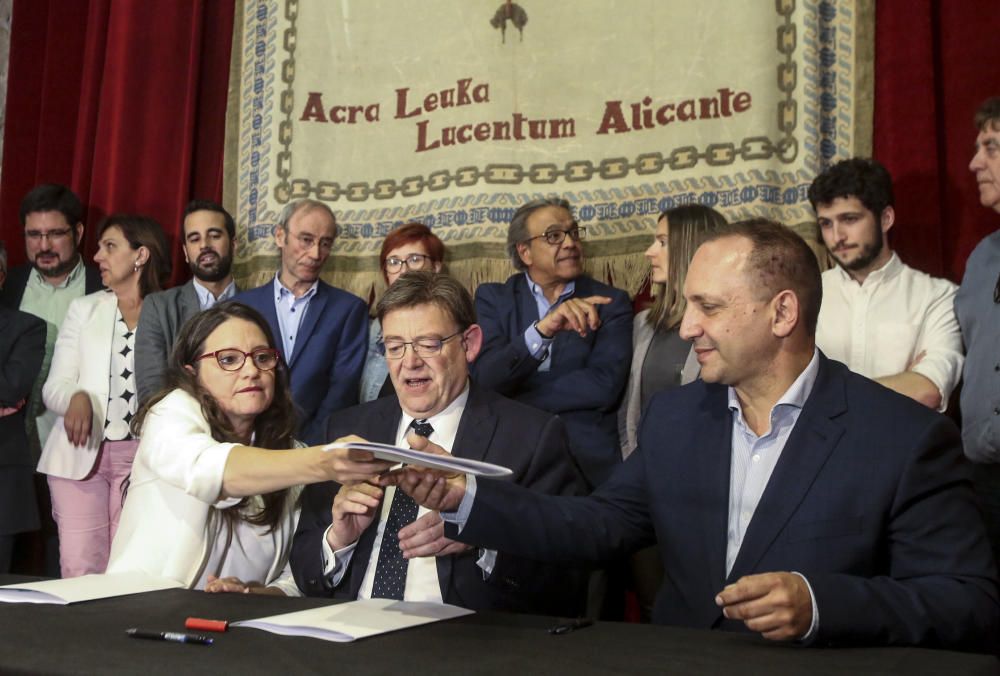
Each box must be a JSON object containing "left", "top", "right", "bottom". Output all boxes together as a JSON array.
[
  {"left": 617, "top": 309, "right": 700, "bottom": 459},
  {"left": 38, "top": 290, "right": 119, "bottom": 480},
  {"left": 106, "top": 389, "right": 301, "bottom": 591}
]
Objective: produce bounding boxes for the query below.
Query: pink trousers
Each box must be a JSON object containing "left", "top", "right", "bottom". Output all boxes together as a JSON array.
[{"left": 48, "top": 439, "right": 138, "bottom": 578}]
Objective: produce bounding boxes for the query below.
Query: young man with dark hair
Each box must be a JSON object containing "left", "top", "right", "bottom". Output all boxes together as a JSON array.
[
  {"left": 808, "top": 158, "right": 962, "bottom": 410},
  {"left": 135, "top": 200, "right": 240, "bottom": 403}
]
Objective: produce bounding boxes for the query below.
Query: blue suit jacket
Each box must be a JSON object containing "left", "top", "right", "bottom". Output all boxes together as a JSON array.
[
  {"left": 235, "top": 279, "right": 367, "bottom": 444},
  {"left": 472, "top": 273, "right": 632, "bottom": 488},
  {"left": 453, "top": 355, "right": 1000, "bottom": 651}
]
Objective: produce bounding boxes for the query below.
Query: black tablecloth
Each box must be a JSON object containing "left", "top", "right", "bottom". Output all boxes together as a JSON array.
[{"left": 0, "top": 577, "right": 996, "bottom": 675}]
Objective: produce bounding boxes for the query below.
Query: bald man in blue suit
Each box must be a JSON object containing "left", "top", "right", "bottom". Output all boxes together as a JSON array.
[{"left": 390, "top": 220, "right": 1000, "bottom": 652}]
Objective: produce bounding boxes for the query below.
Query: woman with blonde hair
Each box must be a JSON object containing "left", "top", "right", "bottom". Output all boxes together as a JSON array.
[
  {"left": 618, "top": 204, "right": 726, "bottom": 622},
  {"left": 618, "top": 204, "right": 727, "bottom": 458}
]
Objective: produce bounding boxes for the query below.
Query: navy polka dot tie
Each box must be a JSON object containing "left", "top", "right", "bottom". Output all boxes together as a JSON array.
[{"left": 371, "top": 419, "right": 433, "bottom": 600}]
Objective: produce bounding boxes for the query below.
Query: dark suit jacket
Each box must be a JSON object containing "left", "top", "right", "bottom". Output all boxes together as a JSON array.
[
  {"left": 235, "top": 278, "right": 367, "bottom": 444},
  {"left": 472, "top": 273, "right": 632, "bottom": 488},
  {"left": 291, "top": 385, "right": 589, "bottom": 615},
  {"left": 135, "top": 280, "right": 200, "bottom": 404},
  {"left": 0, "top": 262, "right": 103, "bottom": 309},
  {"left": 134, "top": 280, "right": 242, "bottom": 404},
  {"left": 0, "top": 306, "right": 44, "bottom": 534},
  {"left": 452, "top": 355, "right": 1000, "bottom": 652}
]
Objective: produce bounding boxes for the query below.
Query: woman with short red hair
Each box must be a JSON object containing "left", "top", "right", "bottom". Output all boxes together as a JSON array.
[{"left": 359, "top": 223, "right": 445, "bottom": 401}]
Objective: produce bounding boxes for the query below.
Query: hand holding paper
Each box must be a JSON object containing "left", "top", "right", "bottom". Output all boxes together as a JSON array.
[
  {"left": 320, "top": 435, "right": 395, "bottom": 483},
  {"left": 323, "top": 434, "right": 512, "bottom": 478},
  {"left": 380, "top": 435, "right": 469, "bottom": 513}
]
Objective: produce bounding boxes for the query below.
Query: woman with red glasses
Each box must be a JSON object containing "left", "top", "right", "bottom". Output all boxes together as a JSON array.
[{"left": 106, "top": 302, "right": 390, "bottom": 593}]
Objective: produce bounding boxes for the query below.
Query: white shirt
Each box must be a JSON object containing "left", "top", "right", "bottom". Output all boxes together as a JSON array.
[
  {"left": 195, "top": 494, "right": 301, "bottom": 596},
  {"left": 324, "top": 386, "right": 478, "bottom": 602},
  {"left": 815, "top": 253, "right": 963, "bottom": 411}
]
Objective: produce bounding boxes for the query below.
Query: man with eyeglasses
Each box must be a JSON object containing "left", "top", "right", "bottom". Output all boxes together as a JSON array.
[
  {"left": 1, "top": 185, "right": 104, "bottom": 455},
  {"left": 291, "top": 271, "right": 587, "bottom": 615},
  {"left": 0, "top": 184, "right": 102, "bottom": 575},
  {"left": 472, "top": 197, "right": 632, "bottom": 490},
  {"left": 236, "top": 199, "right": 367, "bottom": 444},
  {"left": 135, "top": 200, "right": 241, "bottom": 405},
  {"left": 956, "top": 96, "right": 1000, "bottom": 562}
]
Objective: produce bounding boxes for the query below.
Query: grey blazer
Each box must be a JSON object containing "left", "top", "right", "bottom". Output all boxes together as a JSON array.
[
  {"left": 617, "top": 309, "right": 699, "bottom": 459},
  {"left": 135, "top": 280, "right": 203, "bottom": 405}
]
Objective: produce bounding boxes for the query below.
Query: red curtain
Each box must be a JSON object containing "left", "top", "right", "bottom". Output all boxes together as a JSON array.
[
  {"left": 0, "top": 0, "right": 234, "bottom": 287},
  {"left": 874, "top": 0, "right": 1000, "bottom": 281}
]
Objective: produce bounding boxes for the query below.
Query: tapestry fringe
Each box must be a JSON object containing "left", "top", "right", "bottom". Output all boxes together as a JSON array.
[{"left": 233, "top": 252, "right": 653, "bottom": 310}]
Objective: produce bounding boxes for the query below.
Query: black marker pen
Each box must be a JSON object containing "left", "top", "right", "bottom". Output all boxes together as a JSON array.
[{"left": 125, "top": 628, "right": 213, "bottom": 645}]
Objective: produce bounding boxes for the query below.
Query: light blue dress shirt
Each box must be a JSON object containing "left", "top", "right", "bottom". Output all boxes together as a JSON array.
[
  {"left": 193, "top": 278, "right": 237, "bottom": 310},
  {"left": 725, "top": 350, "right": 820, "bottom": 574},
  {"left": 272, "top": 274, "right": 318, "bottom": 362},
  {"left": 725, "top": 348, "right": 820, "bottom": 637},
  {"left": 521, "top": 272, "right": 575, "bottom": 371}
]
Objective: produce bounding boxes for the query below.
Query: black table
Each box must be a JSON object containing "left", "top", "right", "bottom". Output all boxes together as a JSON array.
[{"left": 0, "top": 578, "right": 995, "bottom": 675}]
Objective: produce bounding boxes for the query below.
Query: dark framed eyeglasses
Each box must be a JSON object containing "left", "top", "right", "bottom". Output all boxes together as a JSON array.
[
  {"left": 194, "top": 347, "right": 281, "bottom": 372},
  {"left": 523, "top": 225, "right": 585, "bottom": 246},
  {"left": 377, "top": 331, "right": 463, "bottom": 359},
  {"left": 385, "top": 253, "right": 434, "bottom": 273},
  {"left": 25, "top": 227, "right": 73, "bottom": 242}
]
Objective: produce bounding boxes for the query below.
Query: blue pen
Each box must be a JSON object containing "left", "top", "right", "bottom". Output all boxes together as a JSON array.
[{"left": 126, "top": 628, "right": 213, "bottom": 646}]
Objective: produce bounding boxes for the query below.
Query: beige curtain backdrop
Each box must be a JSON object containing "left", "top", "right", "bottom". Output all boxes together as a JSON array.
[{"left": 225, "top": 0, "right": 873, "bottom": 301}]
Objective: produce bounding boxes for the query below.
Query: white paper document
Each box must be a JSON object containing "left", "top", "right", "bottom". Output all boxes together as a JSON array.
[
  {"left": 323, "top": 440, "right": 513, "bottom": 477},
  {"left": 232, "top": 599, "right": 474, "bottom": 642},
  {"left": 0, "top": 571, "right": 184, "bottom": 605}
]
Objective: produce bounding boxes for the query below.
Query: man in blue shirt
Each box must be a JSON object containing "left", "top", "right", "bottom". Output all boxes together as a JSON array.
[{"left": 236, "top": 199, "right": 367, "bottom": 444}]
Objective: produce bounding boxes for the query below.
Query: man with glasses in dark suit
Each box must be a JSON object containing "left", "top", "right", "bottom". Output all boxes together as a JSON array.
[
  {"left": 472, "top": 197, "right": 632, "bottom": 490},
  {"left": 291, "top": 271, "right": 587, "bottom": 615}
]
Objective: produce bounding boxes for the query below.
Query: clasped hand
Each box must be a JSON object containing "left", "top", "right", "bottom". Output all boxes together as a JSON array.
[
  {"left": 715, "top": 572, "right": 813, "bottom": 641},
  {"left": 376, "top": 432, "right": 469, "bottom": 513}
]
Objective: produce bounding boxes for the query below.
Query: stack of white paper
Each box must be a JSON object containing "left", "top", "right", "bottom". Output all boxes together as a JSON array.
[
  {"left": 232, "top": 599, "right": 474, "bottom": 642},
  {"left": 323, "top": 440, "right": 513, "bottom": 477},
  {"left": 0, "top": 572, "right": 184, "bottom": 605}
]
